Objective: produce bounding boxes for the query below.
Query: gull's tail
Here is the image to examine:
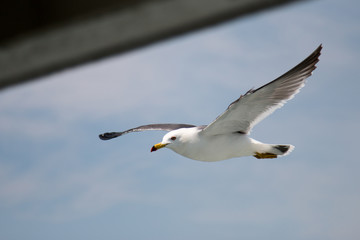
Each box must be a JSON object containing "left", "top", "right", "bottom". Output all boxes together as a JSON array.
[{"left": 253, "top": 144, "right": 294, "bottom": 159}]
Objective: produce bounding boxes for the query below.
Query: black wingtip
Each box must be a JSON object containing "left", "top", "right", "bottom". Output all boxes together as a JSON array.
[
  {"left": 315, "top": 43, "right": 323, "bottom": 57},
  {"left": 99, "top": 132, "right": 119, "bottom": 140}
]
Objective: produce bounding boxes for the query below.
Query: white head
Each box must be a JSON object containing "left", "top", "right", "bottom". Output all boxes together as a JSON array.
[{"left": 150, "top": 128, "right": 196, "bottom": 152}]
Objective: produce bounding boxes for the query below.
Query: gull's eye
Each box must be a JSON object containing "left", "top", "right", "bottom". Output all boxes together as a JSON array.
[{"left": 170, "top": 136, "right": 177, "bottom": 141}]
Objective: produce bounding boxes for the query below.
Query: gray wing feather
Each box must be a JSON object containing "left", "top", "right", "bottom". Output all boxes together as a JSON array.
[
  {"left": 99, "top": 123, "right": 196, "bottom": 140},
  {"left": 202, "top": 44, "right": 322, "bottom": 136}
]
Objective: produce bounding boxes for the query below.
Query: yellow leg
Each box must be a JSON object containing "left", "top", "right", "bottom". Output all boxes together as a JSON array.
[{"left": 253, "top": 152, "right": 278, "bottom": 159}]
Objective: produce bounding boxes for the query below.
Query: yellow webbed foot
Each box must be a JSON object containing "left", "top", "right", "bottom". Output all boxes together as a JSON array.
[{"left": 253, "top": 152, "right": 278, "bottom": 159}]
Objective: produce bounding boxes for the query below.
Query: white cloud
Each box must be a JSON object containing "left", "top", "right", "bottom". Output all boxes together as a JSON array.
[{"left": 0, "top": 150, "right": 144, "bottom": 221}]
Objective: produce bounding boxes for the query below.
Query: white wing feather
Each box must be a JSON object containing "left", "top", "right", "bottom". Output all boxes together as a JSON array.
[{"left": 202, "top": 45, "right": 322, "bottom": 136}]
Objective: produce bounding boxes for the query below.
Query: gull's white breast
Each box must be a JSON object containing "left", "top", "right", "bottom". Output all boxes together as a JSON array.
[{"left": 167, "top": 128, "right": 257, "bottom": 162}]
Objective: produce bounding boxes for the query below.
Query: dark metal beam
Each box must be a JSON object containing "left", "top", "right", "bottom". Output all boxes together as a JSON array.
[{"left": 0, "top": 0, "right": 304, "bottom": 90}]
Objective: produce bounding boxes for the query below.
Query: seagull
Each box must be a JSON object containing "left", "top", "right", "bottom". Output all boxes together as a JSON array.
[{"left": 99, "top": 45, "right": 322, "bottom": 162}]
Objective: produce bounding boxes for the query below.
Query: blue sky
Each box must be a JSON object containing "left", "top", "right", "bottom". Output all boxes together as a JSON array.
[{"left": 1, "top": 0, "right": 360, "bottom": 239}]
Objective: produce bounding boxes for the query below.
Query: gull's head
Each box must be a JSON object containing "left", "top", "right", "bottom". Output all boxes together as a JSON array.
[{"left": 150, "top": 128, "right": 196, "bottom": 152}]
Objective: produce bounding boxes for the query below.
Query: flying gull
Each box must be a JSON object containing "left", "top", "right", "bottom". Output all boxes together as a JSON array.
[{"left": 99, "top": 45, "right": 322, "bottom": 162}]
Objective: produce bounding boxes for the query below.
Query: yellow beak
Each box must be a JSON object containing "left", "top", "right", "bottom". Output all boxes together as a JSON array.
[{"left": 151, "top": 142, "right": 167, "bottom": 152}]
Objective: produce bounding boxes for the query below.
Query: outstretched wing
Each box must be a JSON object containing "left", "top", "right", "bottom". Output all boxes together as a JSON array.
[
  {"left": 202, "top": 44, "right": 322, "bottom": 136},
  {"left": 99, "top": 123, "right": 196, "bottom": 140}
]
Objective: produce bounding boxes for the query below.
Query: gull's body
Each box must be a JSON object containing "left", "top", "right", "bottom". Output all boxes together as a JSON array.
[
  {"left": 161, "top": 127, "right": 274, "bottom": 162},
  {"left": 100, "top": 45, "right": 322, "bottom": 162}
]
